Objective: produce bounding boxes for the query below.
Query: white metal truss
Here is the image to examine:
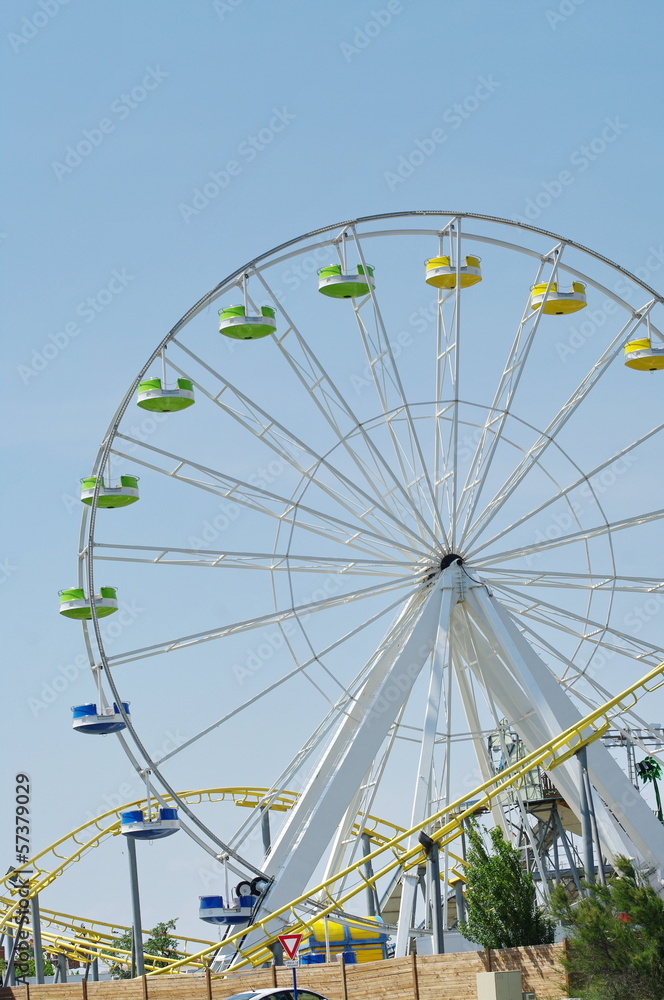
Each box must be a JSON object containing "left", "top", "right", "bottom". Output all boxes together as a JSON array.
[{"left": 70, "top": 213, "right": 664, "bottom": 949}]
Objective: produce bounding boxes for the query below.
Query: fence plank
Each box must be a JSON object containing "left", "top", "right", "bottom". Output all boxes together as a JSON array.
[
  {"left": 410, "top": 952, "right": 419, "bottom": 1000},
  {"left": 0, "top": 943, "right": 569, "bottom": 1000},
  {"left": 339, "top": 956, "right": 347, "bottom": 1000}
]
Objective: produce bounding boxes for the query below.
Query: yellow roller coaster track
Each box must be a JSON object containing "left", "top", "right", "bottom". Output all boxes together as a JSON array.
[
  {"left": 5, "top": 657, "right": 663, "bottom": 975},
  {"left": 148, "top": 656, "right": 664, "bottom": 974},
  {"left": 0, "top": 788, "right": 410, "bottom": 970}
]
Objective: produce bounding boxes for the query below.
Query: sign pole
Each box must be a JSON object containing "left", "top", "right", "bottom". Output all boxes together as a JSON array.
[{"left": 277, "top": 932, "right": 303, "bottom": 1000}]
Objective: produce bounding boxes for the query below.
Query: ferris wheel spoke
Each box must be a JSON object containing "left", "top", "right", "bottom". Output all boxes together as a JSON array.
[
  {"left": 495, "top": 599, "right": 642, "bottom": 674},
  {"left": 348, "top": 298, "right": 434, "bottom": 531},
  {"left": 92, "top": 543, "right": 413, "bottom": 576},
  {"left": 349, "top": 226, "right": 447, "bottom": 543},
  {"left": 171, "top": 337, "right": 431, "bottom": 551},
  {"left": 472, "top": 507, "right": 664, "bottom": 567},
  {"left": 154, "top": 585, "right": 420, "bottom": 768},
  {"left": 111, "top": 435, "right": 423, "bottom": 561},
  {"left": 447, "top": 223, "right": 463, "bottom": 547},
  {"left": 468, "top": 421, "right": 664, "bottom": 559},
  {"left": 515, "top": 617, "right": 662, "bottom": 703},
  {"left": 462, "top": 304, "right": 657, "bottom": 549},
  {"left": 481, "top": 567, "right": 664, "bottom": 594},
  {"left": 433, "top": 293, "right": 456, "bottom": 525},
  {"left": 106, "top": 574, "right": 417, "bottom": 667},
  {"left": 491, "top": 581, "right": 664, "bottom": 663},
  {"left": 457, "top": 249, "right": 561, "bottom": 537},
  {"left": 515, "top": 616, "right": 597, "bottom": 686},
  {"left": 249, "top": 267, "right": 440, "bottom": 548}
]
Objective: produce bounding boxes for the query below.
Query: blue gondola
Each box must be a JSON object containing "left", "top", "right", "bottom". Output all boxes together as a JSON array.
[
  {"left": 120, "top": 807, "right": 180, "bottom": 840},
  {"left": 71, "top": 702, "right": 130, "bottom": 735},
  {"left": 199, "top": 893, "right": 255, "bottom": 925}
]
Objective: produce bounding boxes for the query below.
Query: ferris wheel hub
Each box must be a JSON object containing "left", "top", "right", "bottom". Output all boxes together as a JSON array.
[{"left": 439, "top": 552, "right": 464, "bottom": 571}]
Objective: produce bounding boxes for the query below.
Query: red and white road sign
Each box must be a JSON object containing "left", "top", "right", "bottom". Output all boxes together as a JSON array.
[{"left": 278, "top": 933, "right": 303, "bottom": 960}]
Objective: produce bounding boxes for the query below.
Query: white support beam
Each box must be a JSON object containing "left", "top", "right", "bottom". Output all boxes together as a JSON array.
[
  {"left": 394, "top": 579, "right": 457, "bottom": 957},
  {"left": 465, "top": 583, "right": 664, "bottom": 870},
  {"left": 241, "top": 576, "right": 448, "bottom": 949}
]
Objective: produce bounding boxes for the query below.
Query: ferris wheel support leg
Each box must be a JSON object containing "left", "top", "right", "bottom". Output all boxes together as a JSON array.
[
  {"left": 465, "top": 585, "right": 664, "bottom": 871},
  {"left": 449, "top": 621, "right": 510, "bottom": 835},
  {"left": 395, "top": 585, "right": 455, "bottom": 958},
  {"left": 242, "top": 581, "right": 449, "bottom": 953}
]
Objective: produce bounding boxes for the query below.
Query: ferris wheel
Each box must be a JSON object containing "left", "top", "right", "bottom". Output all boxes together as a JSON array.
[{"left": 62, "top": 212, "right": 664, "bottom": 952}]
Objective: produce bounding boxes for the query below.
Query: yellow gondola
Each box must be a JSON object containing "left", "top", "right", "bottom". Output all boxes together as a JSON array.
[
  {"left": 623, "top": 339, "right": 664, "bottom": 371},
  {"left": 530, "top": 281, "right": 587, "bottom": 315},
  {"left": 425, "top": 255, "right": 482, "bottom": 289}
]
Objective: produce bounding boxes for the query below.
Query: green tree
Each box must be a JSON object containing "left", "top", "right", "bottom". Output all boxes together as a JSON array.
[
  {"left": 636, "top": 756, "right": 664, "bottom": 823},
  {"left": 109, "top": 919, "right": 179, "bottom": 979},
  {"left": 458, "top": 823, "right": 555, "bottom": 948},
  {"left": 0, "top": 948, "right": 54, "bottom": 978},
  {"left": 550, "top": 856, "right": 664, "bottom": 1000}
]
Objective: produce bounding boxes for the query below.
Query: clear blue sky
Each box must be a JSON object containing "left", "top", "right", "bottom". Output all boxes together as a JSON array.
[{"left": 2, "top": 0, "right": 664, "bottom": 948}]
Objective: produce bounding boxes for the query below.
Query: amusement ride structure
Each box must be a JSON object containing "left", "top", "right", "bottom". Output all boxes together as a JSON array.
[{"left": 4, "top": 212, "right": 664, "bottom": 980}]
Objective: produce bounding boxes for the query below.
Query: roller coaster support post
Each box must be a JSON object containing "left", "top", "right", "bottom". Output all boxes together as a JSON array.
[
  {"left": 261, "top": 804, "right": 271, "bottom": 855},
  {"left": 419, "top": 833, "right": 444, "bottom": 954},
  {"left": 361, "top": 833, "right": 379, "bottom": 917},
  {"left": 577, "top": 746, "right": 595, "bottom": 887},
  {"left": 127, "top": 837, "right": 145, "bottom": 977},
  {"left": 30, "top": 890, "right": 45, "bottom": 983},
  {"left": 454, "top": 880, "right": 466, "bottom": 925},
  {"left": 4, "top": 931, "right": 15, "bottom": 986}
]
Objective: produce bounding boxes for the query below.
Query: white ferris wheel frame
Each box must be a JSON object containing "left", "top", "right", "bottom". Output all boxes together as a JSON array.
[{"left": 73, "top": 212, "right": 664, "bottom": 940}]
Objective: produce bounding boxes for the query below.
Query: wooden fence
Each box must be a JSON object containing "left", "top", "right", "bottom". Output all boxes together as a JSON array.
[{"left": 0, "top": 943, "right": 570, "bottom": 1000}]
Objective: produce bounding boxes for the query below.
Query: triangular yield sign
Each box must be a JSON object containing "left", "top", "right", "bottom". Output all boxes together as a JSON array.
[{"left": 278, "top": 933, "right": 303, "bottom": 960}]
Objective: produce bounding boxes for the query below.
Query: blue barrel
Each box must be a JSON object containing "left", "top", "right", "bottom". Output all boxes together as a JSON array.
[
  {"left": 302, "top": 954, "right": 325, "bottom": 965},
  {"left": 342, "top": 950, "right": 357, "bottom": 964}
]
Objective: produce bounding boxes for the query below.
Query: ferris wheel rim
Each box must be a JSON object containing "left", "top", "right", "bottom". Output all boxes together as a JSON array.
[{"left": 74, "top": 212, "right": 664, "bottom": 886}]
